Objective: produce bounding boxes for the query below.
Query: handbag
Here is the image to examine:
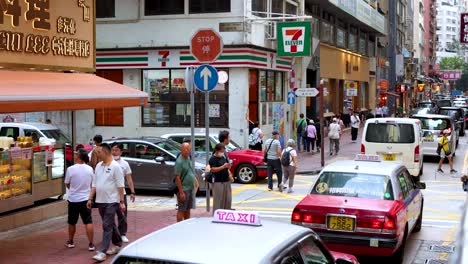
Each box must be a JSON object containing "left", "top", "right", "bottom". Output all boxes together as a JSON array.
[{"left": 264, "top": 139, "right": 275, "bottom": 162}]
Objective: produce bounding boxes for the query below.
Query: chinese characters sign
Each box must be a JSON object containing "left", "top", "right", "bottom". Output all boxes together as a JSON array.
[
  {"left": 277, "top": 22, "right": 311, "bottom": 57},
  {"left": 461, "top": 13, "right": 468, "bottom": 44},
  {"left": 440, "top": 70, "right": 462, "bottom": 80},
  {"left": 0, "top": 0, "right": 95, "bottom": 72}
]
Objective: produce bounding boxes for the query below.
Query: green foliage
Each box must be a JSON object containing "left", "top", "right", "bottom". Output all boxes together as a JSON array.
[{"left": 439, "top": 57, "right": 466, "bottom": 70}]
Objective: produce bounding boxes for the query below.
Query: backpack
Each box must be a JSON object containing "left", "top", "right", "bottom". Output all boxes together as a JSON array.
[
  {"left": 248, "top": 128, "right": 259, "bottom": 146},
  {"left": 281, "top": 149, "right": 292, "bottom": 167}
]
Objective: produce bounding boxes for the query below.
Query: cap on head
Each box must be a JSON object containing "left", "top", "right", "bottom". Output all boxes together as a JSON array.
[
  {"left": 332, "top": 118, "right": 337, "bottom": 122},
  {"left": 272, "top": 130, "right": 279, "bottom": 135},
  {"left": 443, "top": 129, "right": 451, "bottom": 135},
  {"left": 309, "top": 120, "right": 314, "bottom": 124}
]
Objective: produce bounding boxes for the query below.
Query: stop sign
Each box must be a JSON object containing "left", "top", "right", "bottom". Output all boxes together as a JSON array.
[{"left": 190, "top": 29, "right": 223, "bottom": 63}]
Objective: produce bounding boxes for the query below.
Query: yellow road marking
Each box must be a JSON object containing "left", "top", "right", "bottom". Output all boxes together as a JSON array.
[
  {"left": 231, "top": 184, "right": 256, "bottom": 196},
  {"left": 424, "top": 189, "right": 465, "bottom": 196},
  {"left": 424, "top": 207, "right": 461, "bottom": 218},
  {"left": 233, "top": 197, "right": 291, "bottom": 204},
  {"left": 426, "top": 196, "right": 466, "bottom": 202},
  {"left": 439, "top": 226, "right": 458, "bottom": 260}
]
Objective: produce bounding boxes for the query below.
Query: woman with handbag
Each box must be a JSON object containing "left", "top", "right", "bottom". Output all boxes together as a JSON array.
[{"left": 209, "top": 143, "right": 233, "bottom": 214}]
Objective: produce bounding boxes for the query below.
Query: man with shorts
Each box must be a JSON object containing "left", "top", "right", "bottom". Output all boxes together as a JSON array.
[
  {"left": 175, "top": 142, "right": 195, "bottom": 222},
  {"left": 437, "top": 129, "right": 457, "bottom": 174},
  {"left": 64, "top": 148, "right": 95, "bottom": 251}
]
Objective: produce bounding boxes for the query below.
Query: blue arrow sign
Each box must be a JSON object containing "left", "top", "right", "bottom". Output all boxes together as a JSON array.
[
  {"left": 287, "top": 91, "right": 296, "bottom": 105},
  {"left": 194, "top": 65, "right": 219, "bottom": 92}
]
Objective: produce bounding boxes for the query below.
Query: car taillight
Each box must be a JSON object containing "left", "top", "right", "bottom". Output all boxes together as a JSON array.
[
  {"left": 292, "top": 211, "right": 301, "bottom": 222},
  {"left": 383, "top": 217, "right": 396, "bottom": 230},
  {"left": 358, "top": 218, "right": 384, "bottom": 229},
  {"left": 361, "top": 144, "right": 365, "bottom": 154},
  {"left": 291, "top": 211, "right": 325, "bottom": 224},
  {"left": 414, "top": 145, "right": 420, "bottom": 163}
]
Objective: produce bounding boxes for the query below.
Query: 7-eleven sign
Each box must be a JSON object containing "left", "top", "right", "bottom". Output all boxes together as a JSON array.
[{"left": 277, "top": 22, "right": 311, "bottom": 57}]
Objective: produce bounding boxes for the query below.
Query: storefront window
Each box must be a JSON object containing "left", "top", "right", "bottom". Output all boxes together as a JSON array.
[
  {"left": 259, "top": 70, "right": 284, "bottom": 102},
  {"left": 320, "top": 22, "right": 332, "bottom": 43},
  {"left": 359, "top": 36, "right": 367, "bottom": 55},
  {"left": 267, "top": 71, "right": 275, "bottom": 101},
  {"left": 336, "top": 28, "right": 346, "bottom": 48},
  {"left": 275, "top": 72, "right": 283, "bottom": 101},
  {"left": 142, "top": 69, "right": 229, "bottom": 127},
  {"left": 348, "top": 33, "right": 357, "bottom": 51},
  {"left": 259, "top": 71, "right": 267, "bottom": 101}
]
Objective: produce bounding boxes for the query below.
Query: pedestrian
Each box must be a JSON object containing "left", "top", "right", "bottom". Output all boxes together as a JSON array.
[
  {"left": 305, "top": 120, "right": 317, "bottom": 153},
  {"left": 397, "top": 105, "right": 403, "bottom": 117},
  {"left": 437, "top": 129, "right": 457, "bottom": 174},
  {"left": 382, "top": 105, "right": 388, "bottom": 117},
  {"left": 111, "top": 143, "right": 136, "bottom": 243},
  {"left": 295, "top": 113, "right": 307, "bottom": 152},
  {"left": 175, "top": 143, "right": 196, "bottom": 222},
  {"left": 281, "top": 139, "right": 298, "bottom": 193},
  {"left": 89, "top": 135, "right": 103, "bottom": 170},
  {"left": 366, "top": 109, "right": 375, "bottom": 120},
  {"left": 263, "top": 130, "right": 283, "bottom": 192},
  {"left": 87, "top": 143, "right": 125, "bottom": 262},
  {"left": 64, "top": 148, "right": 95, "bottom": 251},
  {"left": 350, "top": 111, "right": 361, "bottom": 142},
  {"left": 248, "top": 121, "right": 264, "bottom": 151},
  {"left": 336, "top": 114, "right": 345, "bottom": 135},
  {"left": 375, "top": 106, "right": 383, "bottom": 118},
  {"left": 209, "top": 143, "right": 233, "bottom": 214},
  {"left": 328, "top": 118, "right": 341, "bottom": 156},
  {"left": 313, "top": 118, "right": 321, "bottom": 153}
]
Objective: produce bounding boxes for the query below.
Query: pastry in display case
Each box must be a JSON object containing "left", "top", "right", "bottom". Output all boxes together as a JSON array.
[{"left": 0, "top": 150, "right": 32, "bottom": 200}]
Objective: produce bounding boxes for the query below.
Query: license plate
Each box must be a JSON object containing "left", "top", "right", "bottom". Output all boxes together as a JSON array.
[
  {"left": 327, "top": 216, "right": 355, "bottom": 231},
  {"left": 383, "top": 154, "right": 396, "bottom": 161}
]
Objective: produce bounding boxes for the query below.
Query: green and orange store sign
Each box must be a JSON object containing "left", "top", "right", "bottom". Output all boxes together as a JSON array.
[{"left": 96, "top": 47, "right": 292, "bottom": 71}]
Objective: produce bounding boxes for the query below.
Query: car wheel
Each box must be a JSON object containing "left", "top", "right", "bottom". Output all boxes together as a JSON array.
[
  {"left": 391, "top": 228, "right": 407, "bottom": 264},
  {"left": 413, "top": 200, "right": 423, "bottom": 233},
  {"left": 236, "top": 164, "right": 257, "bottom": 184}
]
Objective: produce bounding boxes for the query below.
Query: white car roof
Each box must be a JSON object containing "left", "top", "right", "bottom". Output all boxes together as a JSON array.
[
  {"left": 364, "top": 117, "right": 420, "bottom": 125},
  {"left": 322, "top": 160, "right": 403, "bottom": 176},
  {"left": 161, "top": 133, "right": 218, "bottom": 138},
  {"left": 0, "top": 122, "right": 58, "bottom": 130},
  {"left": 113, "top": 217, "right": 311, "bottom": 264}
]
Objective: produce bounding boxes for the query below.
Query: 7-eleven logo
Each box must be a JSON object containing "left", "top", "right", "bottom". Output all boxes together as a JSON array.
[
  {"left": 282, "top": 27, "right": 305, "bottom": 53},
  {"left": 158, "top": 50, "right": 170, "bottom": 67}
]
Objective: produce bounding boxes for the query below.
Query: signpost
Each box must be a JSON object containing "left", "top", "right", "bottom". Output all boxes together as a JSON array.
[
  {"left": 189, "top": 29, "right": 223, "bottom": 212},
  {"left": 295, "top": 88, "right": 319, "bottom": 97},
  {"left": 287, "top": 91, "right": 296, "bottom": 105}
]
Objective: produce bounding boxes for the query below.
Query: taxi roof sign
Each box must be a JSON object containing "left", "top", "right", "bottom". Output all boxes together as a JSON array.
[
  {"left": 354, "top": 154, "right": 381, "bottom": 162},
  {"left": 213, "top": 210, "right": 262, "bottom": 226}
]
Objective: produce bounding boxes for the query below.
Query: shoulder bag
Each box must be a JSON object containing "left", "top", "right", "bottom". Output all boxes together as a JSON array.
[{"left": 264, "top": 139, "right": 275, "bottom": 162}]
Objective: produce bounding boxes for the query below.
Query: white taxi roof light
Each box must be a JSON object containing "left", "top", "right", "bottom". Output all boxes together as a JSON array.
[
  {"left": 354, "top": 154, "right": 381, "bottom": 162},
  {"left": 212, "top": 209, "right": 262, "bottom": 226}
]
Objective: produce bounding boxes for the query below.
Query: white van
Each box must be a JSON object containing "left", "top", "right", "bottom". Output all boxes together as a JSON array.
[{"left": 361, "top": 118, "right": 423, "bottom": 178}]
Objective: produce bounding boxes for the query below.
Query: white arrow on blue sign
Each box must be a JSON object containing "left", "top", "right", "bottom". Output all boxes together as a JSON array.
[
  {"left": 194, "top": 64, "right": 219, "bottom": 92},
  {"left": 287, "top": 91, "right": 296, "bottom": 105}
]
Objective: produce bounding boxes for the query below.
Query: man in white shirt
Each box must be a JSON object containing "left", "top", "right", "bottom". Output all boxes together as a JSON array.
[
  {"left": 111, "top": 143, "right": 136, "bottom": 243},
  {"left": 350, "top": 111, "right": 361, "bottom": 142},
  {"left": 328, "top": 118, "right": 341, "bottom": 155},
  {"left": 87, "top": 143, "right": 125, "bottom": 262},
  {"left": 375, "top": 106, "right": 383, "bottom": 118},
  {"left": 64, "top": 148, "right": 95, "bottom": 251}
]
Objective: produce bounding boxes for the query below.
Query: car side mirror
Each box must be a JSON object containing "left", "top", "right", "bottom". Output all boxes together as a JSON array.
[
  {"left": 416, "top": 182, "right": 426, "bottom": 190},
  {"left": 336, "top": 259, "right": 354, "bottom": 264},
  {"left": 155, "top": 156, "right": 165, "bottom": 164}
]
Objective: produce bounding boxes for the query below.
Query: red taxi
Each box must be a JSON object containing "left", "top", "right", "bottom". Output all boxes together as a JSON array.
[{"left": 291, "top": 155, "right": 425, "bottom": 263}]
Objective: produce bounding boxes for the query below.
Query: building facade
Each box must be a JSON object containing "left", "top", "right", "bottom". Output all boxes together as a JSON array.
[
  {"left": 436, "top": 0, "right": 464, "bottom": 62},
  {"left": 424, "top": 0, "right": 437, "bottom": 74}
]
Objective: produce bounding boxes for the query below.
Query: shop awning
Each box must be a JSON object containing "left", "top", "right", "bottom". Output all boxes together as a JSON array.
[
  {"left": 0, "top": 70, "right": 148, "bottom": 113},
  {"left": 385, "top": 92, "right": 400, "bottom": 97}
]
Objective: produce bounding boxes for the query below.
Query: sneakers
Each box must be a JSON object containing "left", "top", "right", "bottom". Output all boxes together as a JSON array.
[
  {"left": 451, "top": 169, "right": 458, "bottom": 174},
  {"left": 88, "top": 243, "right": 95, "bottom": 251},
  {"left": 65, "top": 240, "right": 75, "bottom": 248},
  {"left": 278, "top": 184, "right": 284, "bottom": 193},
  {"left": 106, "top": 245, "right": 121, "bottom": 255},
  {"left": 282, "top": 185, "right": 288, "bottom": 190},
  {"left": 121, "top": 235, "right": 129, "bottom": 243},
  {"left": 267, "top": 188, "right": 273, "bottom": 191},
  {"left": 437, "top": 168, "right": 444, "bottom": 173},
  {"left": 92, "top": 252, "right": 107, "bottom": 262},
  {"left": 288, "top": 189, "right": 294, "bottom": 194}
]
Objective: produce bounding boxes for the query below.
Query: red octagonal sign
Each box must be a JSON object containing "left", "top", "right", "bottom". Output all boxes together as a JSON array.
[{"left": 190, "top": 29, "right": 223, "bottom": 63}]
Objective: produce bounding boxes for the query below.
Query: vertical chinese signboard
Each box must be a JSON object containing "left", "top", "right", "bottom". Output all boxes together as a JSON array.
[
  {"left": 277, "top": 22, "right": 311, "bottom": 57},
  {"left": 461, "top": 13, "right": 468, "bottom": 44},
  {"left": 0, "top": 0, "right": 95, "bottom": 72}
]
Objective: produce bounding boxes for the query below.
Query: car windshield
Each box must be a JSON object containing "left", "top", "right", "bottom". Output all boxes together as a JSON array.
[
  {"left": 414, "top": 118, "right": 450, "bottom": 131},
  {"left": 439, "top": 110, "right": 459, "bottom": 120},
  {"left": 41, "top": 129, "right": 70, "bottom": 144},
  {"left": 155, "top": 139, "right": 181, "bottom": 156},
  {"left": 418, "top": 102, "right": 433, "bottom": 108},
  {"left": 365, "top": 123, "right": 415, "bottom": 143},
  {"left": 311, "top": 171, "right": 394, "bottom": 200},
  {"left": 213, "top": 135, "right": 241, "bottom": 151},
  {"left": 114, "top": 257, "right": 182, "bottom": 264},
  {"left": 410, "top": 108, "right": 430, "bottom": 115},
  {"left": 437, "top": 100, "right": 452, "bottom": 107}
]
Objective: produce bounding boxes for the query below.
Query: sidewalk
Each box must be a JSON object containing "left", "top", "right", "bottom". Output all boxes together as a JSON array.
[
  {"left": 0, "top": 208, "right": 211, "bottom": 264},
  {"left": 296, "top": 128, "right": 363, "bottom": 174}
]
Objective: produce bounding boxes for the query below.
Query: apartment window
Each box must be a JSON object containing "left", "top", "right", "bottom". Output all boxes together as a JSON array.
[
  {"left": 285, "top": 1, "right": 298, "bottom": 15},
  {"left": 359, "top": 34, "right": 367, "bottom": 55},
  {"left": 252, "top": 0, "right": 267, "bottom": 17},
  {"left": 336, "top": 28, "right": 346, "bottom": 48},
  {"left": 96, "top": 0, "right": 115, "bottom": 18},
  {"left": 320, "top": 22, "right": 334, "bottom": 45},
  {"left": 142, "top": 69, "right": 229, "bottom": 127},
  {"left": 190, "top": 0, "right": 230, "bottom": 14},
  {"left": 272, "top": 0, "right": 283, "bottom": 16},
  {"left": 145, "top": 0, "right": 184, "bottom": 16}
]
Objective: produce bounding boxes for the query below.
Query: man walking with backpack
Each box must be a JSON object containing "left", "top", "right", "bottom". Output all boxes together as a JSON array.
[
  {"left": 263, "top": 131, "right": 283, "bottom": 192},
  {"left": 281, "top": 139, "right": 298, "bottom": 193},
  {"left": 295, "top": 114, "right": 307, "bottom": 152}
]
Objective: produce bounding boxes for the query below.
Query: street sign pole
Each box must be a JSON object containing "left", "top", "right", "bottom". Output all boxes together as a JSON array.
[
  {"left": 319, "top": 81, "right": 325, "bottom": 168},
  {"left": 205, "top": 92, "right": 210, "bottom": 212},
  {"left": 185, "top": 66, "right": 197, "bottom": 198}
]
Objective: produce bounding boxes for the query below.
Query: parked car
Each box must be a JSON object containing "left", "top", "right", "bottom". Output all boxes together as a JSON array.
[
  {"left": 112, "top": 210, "right": 358, "bottom": 264},
  {"left": 411, "top": 114, "right": 457, "bottom": 157},
  {"left": 434, "top": 99, "right": 452, "bottom": 108},
  {"left": 437, "top": 107, "right": 465, "bottom": 136},
  {"left": 0, "top": 122, "right": 73, "bottom": 166},
  {"left": 103, "top": 137, "right": 207, "bottom": 192},
  {"left": 361, "top": 118, "right": 423, "bottom": 178},
  {"left": 292, "top": 155, "right": 425, "bottom": 263},
  {"left": 417, "top": 101, "right": 435, "bottom": 109},
  {"left": 161, "top": 133, "right": 267, "bottom": 184}
]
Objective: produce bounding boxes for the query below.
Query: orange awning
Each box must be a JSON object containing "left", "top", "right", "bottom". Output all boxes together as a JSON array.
[{"left": 0, "top": 70, "right": 148, "bottom": 113}]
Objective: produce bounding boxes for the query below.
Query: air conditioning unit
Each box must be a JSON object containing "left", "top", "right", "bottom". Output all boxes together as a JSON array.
[{"left": 266, "top": 22, "right": 276, "bottom": 40}]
